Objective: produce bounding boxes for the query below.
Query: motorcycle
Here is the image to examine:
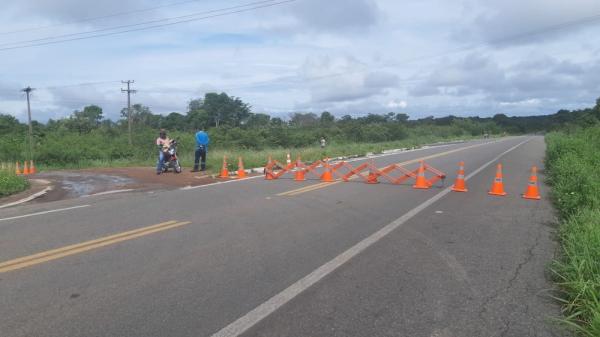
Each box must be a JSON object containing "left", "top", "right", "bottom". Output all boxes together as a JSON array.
[{"left": 160, "top": 139, "right": 182, "bottom": 173}]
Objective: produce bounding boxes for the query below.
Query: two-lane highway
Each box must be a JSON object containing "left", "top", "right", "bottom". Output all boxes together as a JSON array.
[{"left": 0, "top": 137, "right": 562, "bottom": 337}]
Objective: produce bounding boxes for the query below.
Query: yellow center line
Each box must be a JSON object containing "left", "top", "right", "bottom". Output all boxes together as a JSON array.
[
  {"left": 278, "top": 139, "right": 503, "bottom": 197},
  {"left": 0, "top": 220, "right": 191, "bottom": 273}
]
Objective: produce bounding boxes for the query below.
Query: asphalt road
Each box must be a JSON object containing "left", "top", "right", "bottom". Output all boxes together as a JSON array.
[{"left": 0, "top": 136, "right": 564, "bottom": 337}]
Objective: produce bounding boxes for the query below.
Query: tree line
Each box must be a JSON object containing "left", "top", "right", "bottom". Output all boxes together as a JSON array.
[{"left": 1, "top": 92, "right": 599, "bottom": 165}]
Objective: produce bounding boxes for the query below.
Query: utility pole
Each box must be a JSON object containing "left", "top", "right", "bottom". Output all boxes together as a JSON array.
[
  {"left": 121, "top": 80, "right": 136, "bottom": 145},
  {"left": 21, "top": 86, "right": 35, "bottom": 159}
]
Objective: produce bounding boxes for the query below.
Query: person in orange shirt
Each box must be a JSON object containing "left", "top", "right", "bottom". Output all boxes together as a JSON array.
[{"left": 156, "top": 129, "right": 171, "bottom": 175}]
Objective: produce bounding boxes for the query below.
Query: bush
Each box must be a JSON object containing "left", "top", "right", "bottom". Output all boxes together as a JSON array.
[{"left": 0, "top": 170, "right": 29, "bottom": 197}]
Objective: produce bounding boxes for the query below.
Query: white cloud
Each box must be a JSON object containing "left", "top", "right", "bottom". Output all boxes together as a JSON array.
[
  {"left": 387, "top": 99, "right": 407, "bottom": 109},
  {"left": 1, "top": 0, "right": 600, "bottom": 121}
]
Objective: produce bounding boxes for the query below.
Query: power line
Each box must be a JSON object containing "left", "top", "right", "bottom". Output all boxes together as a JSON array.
[
  {"left": 40, "top": 80, "right": 123, "bottom": 90},
  {"left": 0, "top": 0, "right": 210, "bottom": 36},
  {"left": 0, "top": 0, "right": 296, "bottom": 51},
  {"left": 0, "top": 0, "right": 281, "bottom": 47}
]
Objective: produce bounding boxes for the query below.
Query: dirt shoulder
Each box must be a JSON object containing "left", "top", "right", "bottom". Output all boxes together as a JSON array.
[{"left": 29, "top": 167, "right": 242, "bottom": 203}]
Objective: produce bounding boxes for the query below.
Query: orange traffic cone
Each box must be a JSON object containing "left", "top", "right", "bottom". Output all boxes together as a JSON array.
[
  {"left": 366, "top": 162, "right": 379, "bottom": 184},
  {"left": 413, "top": 161, "right": 430, "bottom": 189},
  {"left": 522, "top": 166, "right": 541, "bottom": 200},
  {"left": 22, "top": 161, "right": 30, "bottom": 175},
  {"left": 286, "top": 153, "right": 293, "bottom": 169},
  {"left": 321, "top": 158, "right": 335, "bottom": 182},
  {"left": 294, "top": 157, "right": 306, "bottom": 181},
  {"left": 451, "top": 161, "right": 468, "bottom": 192},
  {"left": 15, "top": 161, "right": 22, "bottom": 175},
  {"left": 265, "top": 155, "right": 275, "bottom": 180},
  {"left": 488, "top": 163, "right": 507, "bottom": 196},
  {"left": 219, "top": 156, "right": 229, "bottom": 178},
  {"left": 29, "top": 160, "right": 36, "bottom": 174},
  {"left": 237, "top": 157, "right": 246, "bottom": 179}
]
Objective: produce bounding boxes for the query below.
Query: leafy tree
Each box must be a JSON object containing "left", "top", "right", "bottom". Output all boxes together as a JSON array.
[
  {"left": 320, "top": 111, "right": 335, "bottom": 125},
  {"left": 246, "top": 113, "right": 271, "bottom": 128},
  {"left": 119, "top": 104, "right": 162, "bottom": 129},
  {"left": 290, "top": 112, "right": 318, "bottom": 127},
  {"left": 270, "top": 117, "right": 284, "bottom": 126},
  {"left": 66, "top": 105, "right": 103, "bottom": 134},
  {"left": 188, "top": 98, "right": 204, "bottom": 112},
  {"left": 394, "top": 113, "right": 409, "bottom": 123},
  {"left": 187, "top": 109, "right": 210, "bottom": 130},
  {"left": 203, "top": 92, "right": 250, "bottom": 127},
  {"left": 162, "top": 112, "right": 187, "bottom": 131},
  {"left": 0, "top": 114, "right": 23, "bottom": 133},
  {"left": 361, "top": 113, "right": 388, "bottom": 124}
]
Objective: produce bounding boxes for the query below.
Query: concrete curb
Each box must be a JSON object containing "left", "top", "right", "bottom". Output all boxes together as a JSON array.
[{"left": 0, "top": 186, "right": 53, "bottom": 209}]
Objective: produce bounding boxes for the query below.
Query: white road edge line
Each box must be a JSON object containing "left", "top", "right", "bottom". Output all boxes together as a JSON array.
[
  {"left": 210, "top": 137, "right": 532, "bottom": 337},
  {"left": 180, "top": 175, "right": 264, "bottom": 190},
  {"left": 0, "top": 186, "right": 53, "bottom": 209},
  {"left": 0, "top": 205, "right": 91, "bottom": 222},
  {"left": 83, "top": 189, "right": 135, "bottom": 197}
]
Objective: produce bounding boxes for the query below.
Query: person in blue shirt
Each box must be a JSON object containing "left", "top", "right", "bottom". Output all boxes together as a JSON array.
[{"left": 192, "top": 129, "right": 210, "bottom": 172}]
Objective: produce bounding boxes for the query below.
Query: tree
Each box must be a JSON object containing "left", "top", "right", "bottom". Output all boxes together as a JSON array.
[
  {"left": 66, "top": 105, "right": 103, "bottom": 134},
  {"left": 0, "top": 114, "right": 23, "bottom": 133},
  {"left": 394, "top": 113, "right": 409, "bottom": 123},
  {"left": 594, "top": 97, "right": 600, "bottom": 120},
  {"left": 320, "top": 111, "right": 335, "bottom": 125},
  {"left": 203, "top": 92, "right": 251, "bottom": 127},
  {"left": 119, "top": 104, "right": 159, "bottom": 128},
  {"left": 188, "top": 98, "right": 204, "bottom": 112},
  {"left": 246, "top": 113, "right": 271, "bottom": 128},
  {"left": 270, "top": 117, "right": 284, "bottom": 126},
  {"left": 290, "top": 112, "right": 318, "bottom": 127},
  {"left": 162, "top": 112, "right": 187, "bottom": 131},
  {"left": 187, "top": 109, "right": 210, "bottom": 130}
]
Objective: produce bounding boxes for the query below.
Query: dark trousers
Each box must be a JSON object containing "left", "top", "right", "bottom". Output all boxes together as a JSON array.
[{"left": 194, "top": 146, "right": 207, "bottom": 171}]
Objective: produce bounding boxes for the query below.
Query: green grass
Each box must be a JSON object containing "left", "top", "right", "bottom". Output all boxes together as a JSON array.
[
  {"left": 33, "top": 135, "right": 480, "bottom": 173},
  {"left": 0, "top": 169, "right": 29, "bottom": 198},
  {"left": 545, "top": 126, "right": 600, "bottom": 336}
]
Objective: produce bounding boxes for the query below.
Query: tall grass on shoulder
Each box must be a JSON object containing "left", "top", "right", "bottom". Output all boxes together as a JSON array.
[
  {"left": 551, "top": 209, "right": 600, "bottom": 336},
  {"left": 0, "top": 168, "right": 30, "bottom": 198},
  {"left": 545, "top": 126, "right": 600, "bottom": 336}
]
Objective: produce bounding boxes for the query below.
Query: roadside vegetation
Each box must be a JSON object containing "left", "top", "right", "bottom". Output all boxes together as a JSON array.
[
  {"left": 2, "top": 93, "right": 599, "bottom": 172},
  {"left": 546, "top": 125, "right": 600, "bottom": 336},
  {"left": 0, "top": 165, "right": 29, "bottom": 198}
]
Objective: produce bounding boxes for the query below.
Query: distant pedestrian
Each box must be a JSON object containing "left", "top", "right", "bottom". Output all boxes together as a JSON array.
[
  {"left": 320, "top": 137, "right": 327, "bottom": 149},
  {"left": 193, "top": 129, "right": 210, "bottom": 172}
]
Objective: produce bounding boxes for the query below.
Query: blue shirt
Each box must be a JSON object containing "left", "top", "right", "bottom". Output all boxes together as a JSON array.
[{"left": 195, "top": 131, "right": 210, "bottom": 150}]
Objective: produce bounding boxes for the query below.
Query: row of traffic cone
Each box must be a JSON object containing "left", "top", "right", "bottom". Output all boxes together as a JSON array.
[
  {"left": 14, "top": 160, "right": 37, "bottom": 175},
  {"left": 450, "top": 162, "right": 541, "bottom": 200},
  {"left": 219, "top": 156, "right": 247, "bottom": 179}
]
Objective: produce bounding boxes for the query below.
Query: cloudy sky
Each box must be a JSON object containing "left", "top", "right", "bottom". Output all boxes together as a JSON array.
[{"left": 1, "top": 0, "right": 600, "bottom": 122}]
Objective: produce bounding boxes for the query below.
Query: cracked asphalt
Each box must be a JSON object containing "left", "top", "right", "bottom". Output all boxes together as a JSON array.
[{"left": 0, "top": 136, "right": 565, "bottom": 337}]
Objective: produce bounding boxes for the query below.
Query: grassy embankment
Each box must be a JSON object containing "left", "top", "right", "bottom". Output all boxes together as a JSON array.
[
  {"left": 37, "top": 134, "right": 482, "bottom": 172},
  {"left": 545, "top": 126, "right": 600, "bottom": 336},
  {"left": 0, "top": 163, "right": 29, "bottom": 198}
]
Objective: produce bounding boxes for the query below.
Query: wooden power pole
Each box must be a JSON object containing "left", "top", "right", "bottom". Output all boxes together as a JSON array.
[
  {"left": 21, "top": 86, "right": 35, "bottom": 159},
  {"left": 121, "top": 80, "right": 136, "bottom": 145}
]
